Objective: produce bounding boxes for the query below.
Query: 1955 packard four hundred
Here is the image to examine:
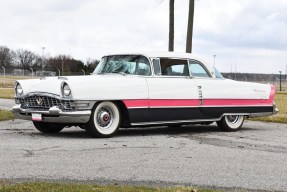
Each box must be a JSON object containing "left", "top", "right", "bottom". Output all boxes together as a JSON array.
[{"left": 12, "top": 52, "right": 278, "bottom": 137}]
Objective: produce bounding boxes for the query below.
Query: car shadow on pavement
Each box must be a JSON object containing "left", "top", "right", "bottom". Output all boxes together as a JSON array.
[
  {"left": 34, "top": 124, "right": 258, "bottom": 139},
  {"left": 117, "top": 124, "right": 258, "bottom": 137},
  {"left": 118, "top": 125, "right": 220, "bottom": 137}
]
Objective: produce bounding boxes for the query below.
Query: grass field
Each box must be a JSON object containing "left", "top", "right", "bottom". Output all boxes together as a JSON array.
[
  {"left": 0, "top": 76, "right": 37, "bottom": 88},
  {"left": 0, "top": 88, "right": 14, "bottom": 99},
  {"left": 0, "top": 181, "right": 218, "bottom": 192},
  {"left": 0, "top": 110, "right": 14, "bottom": 121}
]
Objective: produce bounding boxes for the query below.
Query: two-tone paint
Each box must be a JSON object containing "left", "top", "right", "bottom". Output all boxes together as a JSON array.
[{"left": 12, "top": 52, "right": 277, "bottom": 128}]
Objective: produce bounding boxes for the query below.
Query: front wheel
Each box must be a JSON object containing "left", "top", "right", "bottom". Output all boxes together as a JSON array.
[
  {"left": 85, "top": 101, "right": 120, "bottom": 138},
  {"left": 216, "top": 115, "right": 244, "bottom": 131},
  {"left": 33, "top": 122, "right": 65, "bottom": 133}
]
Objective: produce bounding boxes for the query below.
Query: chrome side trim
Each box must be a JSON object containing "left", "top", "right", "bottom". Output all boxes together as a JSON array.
[
  {"left": 131, "top": 118, "right": 221, "bottom": 126},
  {"left": 127, "top": 105, "right": 273, "bottom": 109}
]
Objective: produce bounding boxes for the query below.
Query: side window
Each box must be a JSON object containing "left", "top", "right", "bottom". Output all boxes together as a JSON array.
[
  {"left": 189, "top": 61, "right": 211, "bottom": 77},
  {"left": 162, "top": 64, "right": 189, "bottom": 76},
  {"left": 159, "top": 58, "right": 189, "bottom": 76}
]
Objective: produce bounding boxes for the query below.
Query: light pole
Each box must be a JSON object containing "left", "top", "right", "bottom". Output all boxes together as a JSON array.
[
  {"left": 81, "top": 69, "right": 85, "bottom": 76},
  {"left": 1, "top": 66, "right": 5, "bottom": 79},
  {"left": 30, "top": 67, "right": 33, "bottom": 77},
  {"left": 234, "top": 63, "right": 237, "bottom": 80},
  {"left": 279, "top": 71, "right": 282, "bottom": 91},
  {"left": 61, "top": 57, "right": 64, "bottom": 76},
  {"left": 42, "top": 47, "right": 45, "bottom": 76},
  {"left": 57, "top": 69, "right": 60, "bottom": 76},
  {"left": 243, "top": 76, "right": 247, "bottom": 82}
]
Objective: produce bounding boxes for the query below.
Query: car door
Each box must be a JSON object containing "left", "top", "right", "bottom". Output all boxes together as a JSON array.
[
  {"left": 188, "top": 59, "right": 225, "bottom": 119},
  {"left": 145, "top": 58, "right": 200, "bottom": 123}
]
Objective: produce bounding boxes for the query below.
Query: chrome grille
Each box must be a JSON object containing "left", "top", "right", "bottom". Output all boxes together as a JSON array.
[{"left": 17, "top": 95, "right": 73, "bottom": 110}]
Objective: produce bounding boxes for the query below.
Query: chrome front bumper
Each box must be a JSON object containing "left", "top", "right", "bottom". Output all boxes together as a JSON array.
[{"left": 11, "top": 104, "right": 91, "bottom": 123}]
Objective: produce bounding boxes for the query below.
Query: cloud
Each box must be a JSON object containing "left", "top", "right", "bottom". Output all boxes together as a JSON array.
[{"left": 0, "top": 0, "right": 286, "bottom": 73}]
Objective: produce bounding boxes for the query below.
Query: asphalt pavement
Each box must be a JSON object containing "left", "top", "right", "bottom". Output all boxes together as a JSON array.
[
  {"left": 0, "top": 118, "right": 286, "bottom": 191},
  {"left": 0, "top": 98, "right": 14, "bottom": 110}
]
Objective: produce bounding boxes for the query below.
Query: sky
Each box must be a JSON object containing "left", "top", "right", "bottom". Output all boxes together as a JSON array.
[{"left": 0, "top": 0, "right": 287, "bottom": 74}]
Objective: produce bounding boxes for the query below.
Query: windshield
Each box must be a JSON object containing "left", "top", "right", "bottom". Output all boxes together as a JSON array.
[{"left": 93, "top": 55, "right": 151, "bottom": 76}]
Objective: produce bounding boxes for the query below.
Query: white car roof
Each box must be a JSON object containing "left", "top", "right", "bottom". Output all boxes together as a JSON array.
[
  {"left": 102, "top": 51, "right": 213, "bottom": 72},
  {"left": 103, "top": 51, "right": 200, "bottom": 60}
]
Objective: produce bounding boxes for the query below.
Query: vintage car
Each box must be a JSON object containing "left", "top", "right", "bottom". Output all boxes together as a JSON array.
[{"left": 12, "top": 52, "right": 278, "bottom": 137}]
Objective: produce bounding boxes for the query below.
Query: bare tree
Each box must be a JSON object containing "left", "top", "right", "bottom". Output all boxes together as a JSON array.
[
  {"left": 16, "top": 49, "right": 37, "bottom": 69},
  {"left": 186, "top": 0, "right": 195, "bottom": 53},
  {"left": 0, "top": 46, "right": 15, "bottom": 68},
  {"left": 169, "top": 0, "right": 174, "bottom": 51},
  {"left": 86, "top": 58, "right": 100, "bottom": 73}
]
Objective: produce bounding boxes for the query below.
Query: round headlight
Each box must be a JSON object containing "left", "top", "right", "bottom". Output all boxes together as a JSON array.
[
  {"left": 63, "top": 84, "right": 71, "bottom": 96},
  {"left": 16, "top": 84, "right": 23, "bottom": 95}
]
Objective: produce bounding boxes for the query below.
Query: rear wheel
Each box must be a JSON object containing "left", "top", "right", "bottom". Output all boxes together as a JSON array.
[
  {"left": 85, "top": 101, "right": 120, "bottom": 138},
  {"left": 216, "top": 115, "right": 244, "bottom": 131},
  {"left": 33, "top": 122, "right": 65, "bottom": 133}
]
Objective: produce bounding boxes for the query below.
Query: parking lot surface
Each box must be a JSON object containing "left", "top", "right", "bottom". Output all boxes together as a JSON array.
[{"left": 0, "top": 119, "right": 286, "bottom": 191}]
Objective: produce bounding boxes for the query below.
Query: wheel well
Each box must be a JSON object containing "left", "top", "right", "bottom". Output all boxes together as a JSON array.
[{"left": 113, "top": 100, "right": 131, "bottom": 127}]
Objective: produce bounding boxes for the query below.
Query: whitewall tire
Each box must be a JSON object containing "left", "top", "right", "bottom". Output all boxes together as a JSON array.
[
  {"left": 86, "top": 101, "right": 120, "bottom": 138},
  {"left": 216, "top": 115, "right": 244, "bottom": 131}
]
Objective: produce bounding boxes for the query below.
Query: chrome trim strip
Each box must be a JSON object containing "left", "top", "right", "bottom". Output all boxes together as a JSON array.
[
  {"left": 131, "top": 118, "right": 221, "bottom": 126},
  {"left": 127, "top": 107, "right": 149, "bottom": 109},
  {"left": 201, "top": 105, "right": 273, "bottom": 108},
  {"left": 149, "top": 106, "right": 198, "bottom": 109}
]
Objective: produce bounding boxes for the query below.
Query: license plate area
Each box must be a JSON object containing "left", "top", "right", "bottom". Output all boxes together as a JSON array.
[{"left": 32, "top": 113, "right": 42, "bottom": 121}]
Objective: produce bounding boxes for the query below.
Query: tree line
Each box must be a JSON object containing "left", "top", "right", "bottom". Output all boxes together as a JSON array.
[{"left": 0, "top": 46, "right": 99, "bottom": 74}]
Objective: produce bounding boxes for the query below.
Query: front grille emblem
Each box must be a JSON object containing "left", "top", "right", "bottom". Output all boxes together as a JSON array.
[{"left": 36, "top": 97, "right": 43, "bottom": 106}]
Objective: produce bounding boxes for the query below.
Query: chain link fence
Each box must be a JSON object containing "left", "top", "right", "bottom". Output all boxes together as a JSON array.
[{"left": 222, "top": 73, "right": 287, "bottom": 91}]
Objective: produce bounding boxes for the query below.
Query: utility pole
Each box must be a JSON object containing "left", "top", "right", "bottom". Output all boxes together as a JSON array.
[
  {"left": 168, "top": 0, "right": 174, "bottom": 52},
  {"left": 186, "top": 0, "right": 194, "bottom": 53}
]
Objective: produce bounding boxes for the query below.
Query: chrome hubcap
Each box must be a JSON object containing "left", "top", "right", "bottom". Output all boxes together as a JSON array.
[
  {"left": 96, "top": 107, "right": 113, "bottom": 128},
  {"left": 226, "top": 115, "right": 239, "bottom": 124}
]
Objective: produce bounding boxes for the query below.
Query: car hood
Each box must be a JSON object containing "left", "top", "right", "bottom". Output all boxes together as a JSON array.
[{"left": 16, "top": 75, "right": 149, "bottom": 100}]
